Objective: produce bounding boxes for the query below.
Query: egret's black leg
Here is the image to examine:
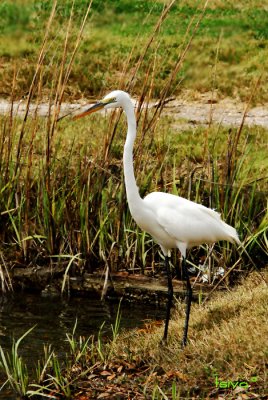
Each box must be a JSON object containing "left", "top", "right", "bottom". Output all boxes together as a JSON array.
[
  {"left": 181, "top": 257, "right": 192, "bottom": 348},
  {"left": 175, "top": 259, "right": 180, "bottom": 280},
  {"left": 163, "top": 256, "right": 173, "bottom": 342}
]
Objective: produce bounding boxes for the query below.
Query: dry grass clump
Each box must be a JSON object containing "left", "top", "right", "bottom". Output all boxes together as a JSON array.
[{"left": 113, "top": 271, "right": 268, "bottom": 395}]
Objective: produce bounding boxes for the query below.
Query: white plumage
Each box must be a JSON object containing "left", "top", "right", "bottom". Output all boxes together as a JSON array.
[{"left": 139, "top": 192, "right": 240, "bottom": 257}]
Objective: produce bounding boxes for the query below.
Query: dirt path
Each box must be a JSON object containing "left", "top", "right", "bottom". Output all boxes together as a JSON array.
[
  {"left": 1, "top": 94, "right": 268, "bottom": 128},
  {"left": 164, "top": 94, "right": 268, "bottom": 128}
]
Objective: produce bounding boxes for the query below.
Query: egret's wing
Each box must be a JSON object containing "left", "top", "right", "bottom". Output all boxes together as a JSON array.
[
  {"left": 155, "top": 205, "right": 214, "bottom": 244},
  {"left": 144, "top": 192, "right": 233, "bottom": 246}
]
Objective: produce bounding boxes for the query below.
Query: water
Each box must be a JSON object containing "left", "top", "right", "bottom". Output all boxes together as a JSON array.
[{"left": 0, "top": 292, "right": 165, "bottom": 399}]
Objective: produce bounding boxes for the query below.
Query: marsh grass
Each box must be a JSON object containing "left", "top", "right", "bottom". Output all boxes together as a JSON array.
[
  {"left": 1, "top": 1, "right": 268, "bottom": 102},
  {"left": 0, "top": 110, "right": 267, "bottom": 284},
  {"left": 0, "top": 0, "right": 267, "bottom": 291},
  {"left": 0, "top": 325, "right": 36, "bottom": 396}
]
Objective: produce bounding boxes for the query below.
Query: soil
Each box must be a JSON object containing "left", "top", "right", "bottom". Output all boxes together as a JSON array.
[
  {"left": 7, "top": 264, "right": 211, "bottom": 303},
  {"left": 1, "top": 93, "right": 268, "bottom": 128},
  {"left": 164, "top": 94, "right": 268, "bottom": 129}
]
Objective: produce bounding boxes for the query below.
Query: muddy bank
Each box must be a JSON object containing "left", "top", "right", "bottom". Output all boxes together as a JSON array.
[{"left": 5, "top": 264, "right": 210, "bottom": 305}]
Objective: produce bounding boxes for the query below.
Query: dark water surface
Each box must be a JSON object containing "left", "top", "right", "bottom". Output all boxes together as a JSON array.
[{"left": 0, "top": 292, "right": 165, "bottom": 399}]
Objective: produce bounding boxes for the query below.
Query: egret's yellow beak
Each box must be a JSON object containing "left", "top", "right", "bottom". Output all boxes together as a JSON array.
[{"left": 72, "top": 101, "right": 105, "bottom": 120}]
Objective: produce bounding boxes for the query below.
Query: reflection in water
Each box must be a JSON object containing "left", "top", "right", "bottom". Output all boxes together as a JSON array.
[{"left": 0, "top": 292, "right": 164, "bottom": 399}]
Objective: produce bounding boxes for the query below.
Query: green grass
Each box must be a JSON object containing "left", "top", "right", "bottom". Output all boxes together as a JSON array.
[
  {"left": 1, "top": 0, "right": 268, "bottom": 100},
  {"left": 0, "top": 326, "right": 36, "bottom": 396}
]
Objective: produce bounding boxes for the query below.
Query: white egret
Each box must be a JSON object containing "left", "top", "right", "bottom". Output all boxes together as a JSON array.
[{"left": 73, "top": 90, "right": 241, "bottom": 347}]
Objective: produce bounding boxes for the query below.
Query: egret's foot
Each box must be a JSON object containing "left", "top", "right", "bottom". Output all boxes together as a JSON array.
[{"left": 181, "top": 337, "right": 187, "bottom": 349}]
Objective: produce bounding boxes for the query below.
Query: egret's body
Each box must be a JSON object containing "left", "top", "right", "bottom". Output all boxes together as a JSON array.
[
  {"left": 74, "top": 90, "right": 240, "bottom": 346},
  {"left": 133, "top": 191, "right": 239, "bottom": 257}
]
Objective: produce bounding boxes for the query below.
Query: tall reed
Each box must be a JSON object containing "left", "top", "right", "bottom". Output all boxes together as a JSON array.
[{"left": 0, "top": 0, "right": 266, "bottom": 292}]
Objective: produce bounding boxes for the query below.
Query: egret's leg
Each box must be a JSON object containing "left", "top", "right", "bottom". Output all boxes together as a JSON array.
[
  {"left": 175, "top": 258, "right": 180, "bottom": 280},
  {"left": 181, "top": 257, "right": 192, "bottom": 348},
  {"left": 163, "top": 256, "right": 173, "bottom": 342}
]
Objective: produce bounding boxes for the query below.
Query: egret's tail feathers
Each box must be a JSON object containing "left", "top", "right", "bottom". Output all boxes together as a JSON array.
[
  {"left": 232, "top": 232, "right": 242, "bottom": 246},
  {"left": 223, "top": 221, "right": 241, "bottom": 245}
]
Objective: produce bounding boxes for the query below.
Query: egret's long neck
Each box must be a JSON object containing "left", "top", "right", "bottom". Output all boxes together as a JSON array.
[{"left": 123, "top": 102, "right": 143, "bottom": 213}]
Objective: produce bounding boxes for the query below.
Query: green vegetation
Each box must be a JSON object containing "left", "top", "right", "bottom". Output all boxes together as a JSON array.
[
  {"left": 1, "top": 0, "right": 268, "bottom": 101},
  {"left": 0, "top": 326, "right": 36, "bottom": 397}
]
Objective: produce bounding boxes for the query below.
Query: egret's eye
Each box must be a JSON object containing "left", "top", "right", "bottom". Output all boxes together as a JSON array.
[{"left": 103, "top": 97, "right": 116, "bottom": 105}]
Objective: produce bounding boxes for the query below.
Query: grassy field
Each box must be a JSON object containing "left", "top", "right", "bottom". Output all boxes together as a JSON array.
[{"left": 1, "top": 0, "right": 268, "bottom": 101}]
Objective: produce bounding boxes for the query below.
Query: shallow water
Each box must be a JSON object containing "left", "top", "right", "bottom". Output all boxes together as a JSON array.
[{"left": 0, "top": 292, "right": 165, "bottom": 399}]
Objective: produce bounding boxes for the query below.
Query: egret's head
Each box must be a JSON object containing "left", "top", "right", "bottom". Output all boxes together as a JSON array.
[{"left": 73, "top": 90, "right": 131, "bottom": 120}]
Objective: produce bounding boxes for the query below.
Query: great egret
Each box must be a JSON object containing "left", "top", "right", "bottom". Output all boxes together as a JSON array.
[{"left": 73, "top": 90, "right": 241, "bottom": 347}]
